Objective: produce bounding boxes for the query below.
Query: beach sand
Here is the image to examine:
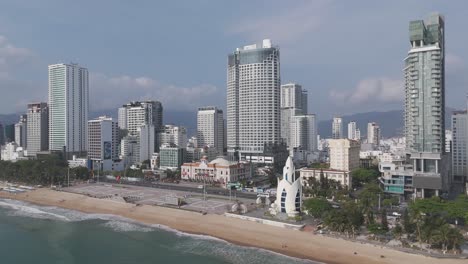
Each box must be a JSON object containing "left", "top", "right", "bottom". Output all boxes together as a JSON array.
[{"left": 0, "top": 189, "right": 466, "bottom": 264}]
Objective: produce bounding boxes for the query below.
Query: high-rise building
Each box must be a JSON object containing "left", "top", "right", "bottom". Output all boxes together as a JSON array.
[
  {"left": 290, "top": 115, "right": 317, "bottom": 152},
  {"left": 280, "top": 83, "right": 308, "bottom": 148},
  {"left": 404, "top": 13, "right": 449, "bottom": 196},
  {"left": 347, "top": 121, "right": 359, "bottom": 140},
  {"left": 26, "top": 102, "right": 49, "bottom": 156},
  {"left": 87, "top": 116, "right": 119, "bottom": 161},
  {"left": 138, "top": 124, "right": 155, "bottom": 163},
  {"left": 227, "top": 39, "right": 281, "bottom": 159},
  {"left": 48, "top": 63, "right": 89, "bottom": 155},
  {"left": 452, "top": 111, "right": 467, "bottom": 184},
  {"left": 197, "top": 106, "right": 225, "bottom": 155},
  {"left": 367, "top": 122, "right": 380, "bottom": 146},
  {"left": 332, "top": 117, "right": 343, "bottom": 139},
  {"left": 118, "top": 101, "right": 163, "bottom": 150},
  {"left": 15, "top": 115, "right": 27, "bottom": 148},
  {"left": 328, "top": 139, "right": 360, "bottom": 171},
  {"left": 159, "top": 125, "right": 187, "bottom": 148},
  {"left": 119, "top": 101, "right": 163, "bottom": 135},
  {"left": 118, "top": 107, "right": 128, "bottom": 130}
]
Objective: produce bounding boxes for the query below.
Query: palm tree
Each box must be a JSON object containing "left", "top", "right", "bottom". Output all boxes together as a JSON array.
[
  {"left": 432, "top": 224, "right": 451, "bottom": 253},
  {"left": 447, "top": 228, "right": 463, "bottom": 254},
  {"left": 410, "top": 209, "right": 426, "bottom": 248}
]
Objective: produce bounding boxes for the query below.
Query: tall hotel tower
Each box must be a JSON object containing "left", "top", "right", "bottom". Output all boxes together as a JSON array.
[
  {"left": 227, "top": 39, "right": 281, "bottom": 160},
  {"left": 404, "top": 14, "right": 449, "bottom": 196},
  {"left": 48, "top": 63, "right": 89, "bottom": 156}
]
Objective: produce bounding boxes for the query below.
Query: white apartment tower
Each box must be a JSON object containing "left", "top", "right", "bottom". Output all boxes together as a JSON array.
[
  {"left": 347, "top": 121, "right": 359, "bottom": 140},
  {"left": 332, "top": 117, "right": 343, "bottom": 139},
  {"left": 48, "top": 63, "right": 89, "bottom": 155},
  {"left": 138, "top": 124, "right": 155, "bottom": 163},
  {"left": 290, "top": 115, "right": 317, "bottom": 152},
  {"left": 26, "top": 103, "right": 49, "bottom": 156},
  {"left": 87, "top": 116, "right": 119, "bottom": 161},
  {"left": 119, "top": 101, "right": 163, "bottom": 135},
  {"left": 159, "top": 125, "right": 187, "bottom": 148},
  {"left": 197, "top": 106, "right": 225, "bottom": 155},
  {"left": 280, "top": 83, "right": 308, "bottom": 147},
  {"left": 14, "top": 115, "right": 27, "bottom": 148},
  {"left": 367, "top": 122, "right": 380, "bottom": 146},
  {"left": 227, "top": 39, "right": 281, "bottom": 157}
]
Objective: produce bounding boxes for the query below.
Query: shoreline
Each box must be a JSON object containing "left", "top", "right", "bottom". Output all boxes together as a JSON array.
[{"left": 0, "top": 189, "right": 466, "bottom": 264}]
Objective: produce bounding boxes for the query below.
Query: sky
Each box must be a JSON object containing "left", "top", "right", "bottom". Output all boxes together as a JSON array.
[{"left": 0, "top": 0, "right": 467, "bottom": 120}]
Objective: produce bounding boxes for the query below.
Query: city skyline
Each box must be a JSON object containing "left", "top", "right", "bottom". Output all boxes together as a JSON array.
[{"left": 1, "top": 1, "right": 467, "bottom": 119}]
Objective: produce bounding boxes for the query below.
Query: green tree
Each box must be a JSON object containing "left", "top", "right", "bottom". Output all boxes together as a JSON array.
[
  {"left": 358, "top": 184, "right": 382, "bottom": 225},
  {"left": 303, "top": 198, "right": 332, "bottom": 218},
  {"left": 351, "top": 168, "right": 379, "bottom": 187},
  {"left": 446, "top": 195, "right": 468, "bottom": 223},
  {"left": 381, "top": 209, "right": 389, "bottom": 231},
  {"left": 402, "top": 209, "right": 414, "bottom": 234},
  {"left": 393, "top": 225, "right": 403, "bottom": 240},
  {"left": 432, "top": 224, "right": 451, "bottom": 253}
]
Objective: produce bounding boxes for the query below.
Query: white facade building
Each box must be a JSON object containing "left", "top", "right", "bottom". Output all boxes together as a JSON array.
[
  {"left": 159, "top": 125, "right": 187, "bottom": 148},
  {"left": 181, "top": 157, "right": 250, "bottom": 188},
  {"left": 290, "top": 115, "right": 317, "bottom": 152},
  {"left": 332, "top": 117, "right": 343, "bottom": 139},
  {"left": 1, "top": 143, "right": 28, "bottom": 161},
  {"left": 138, "top": 124, "right": 155, "bottom": 163},
  {"left": 328, "top": 139, "right": 360, "bottom": 171},
  {"left": 301, "top": 168, "right": 352, "bottom": 188},
  {"left": 48, "top": 63, "right": 88, "bottom": 154},
  {"left": 280, "top": 83, "right": 308, "bottom": 149},
  {"left": 227, "top": 39, "right": 281, "bottom": 157},
  {"left": 26, "top": 103, "right": 49, "bottom": 156},
  {"left": 347, "top": 121, "right": 360, "bottom": 140},
  {"left": 15, "top": 115, "right": 27, "bottom": 148},
  {"left": 367, "top": 122, "right": 380, "bottom": 146},
  {"left": 88, "top": 116, "right": 120, "bottom": 171},
  {"left": 120, "top": 101, "right": 163, "bottom": 136},
  {"left": 120, "top": 136, "right": 140, "bottom": 166},
  {"left": 197, "top": 106, "right": 225, "bottom": 155}
]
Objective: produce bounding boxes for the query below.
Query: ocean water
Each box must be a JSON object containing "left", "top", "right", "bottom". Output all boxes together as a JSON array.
[{"left": 0, "top": 199, "right": 317, "bottom": 264}]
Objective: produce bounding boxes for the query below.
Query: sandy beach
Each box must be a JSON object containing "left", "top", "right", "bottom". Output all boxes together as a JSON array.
[{"left": 0, "top": 188, "right": 466, "bottom": 264}]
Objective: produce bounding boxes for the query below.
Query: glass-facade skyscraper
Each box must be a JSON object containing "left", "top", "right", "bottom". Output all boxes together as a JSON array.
[
  {"left": 404, "top": 13, "right": 449, "bottom": 196},
  {"left": 405, "top": 13, "right": 445, "bottom": 154}
]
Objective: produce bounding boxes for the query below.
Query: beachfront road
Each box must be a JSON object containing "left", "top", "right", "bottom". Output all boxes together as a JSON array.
[{"left": 97, "top": 178, "right": 258, "bottom": 200}]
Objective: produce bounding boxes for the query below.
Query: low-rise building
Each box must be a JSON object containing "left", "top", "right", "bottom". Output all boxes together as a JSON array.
[
  {"left": 300, "top": 168, "right": 352, "bottom": 188},
  {"left": 159, "top": 143, "right": 185, "bottom": 171},
  {"left": 181, "top": 157, "right": 250, "bottom": 188},
  {"left": 68, "top": 155, "right": 90, "bottom": 169},
  {"left": 0, "top": 143, "right": 29, "bottom": 162}
]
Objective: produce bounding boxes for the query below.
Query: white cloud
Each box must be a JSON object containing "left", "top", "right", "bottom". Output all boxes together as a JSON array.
[
  {"left": 330, "top": 77, "right": 403, "bottom": 105},
  {"left": 90, "top": 73, "right": 221, "bottom": 112},
  {"left": 228, "top": 0, "right": 331, "bottom": 45},
  {"left": 0, "top": 35, "right": 33, "bottom": 79}
]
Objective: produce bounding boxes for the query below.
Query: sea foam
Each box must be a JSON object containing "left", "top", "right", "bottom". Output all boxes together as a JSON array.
[{"left": 0, "top": 198, "right": 318, "bottom": 264}]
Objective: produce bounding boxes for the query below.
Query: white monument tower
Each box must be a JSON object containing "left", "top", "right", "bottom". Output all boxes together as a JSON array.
[{"left": 270, "top": 156, "right": 302, "bottom": 217}]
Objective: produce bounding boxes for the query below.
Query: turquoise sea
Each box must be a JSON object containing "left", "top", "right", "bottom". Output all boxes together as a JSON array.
[{"left": 0, "top": 199, "right": 317, "bottom": 264}]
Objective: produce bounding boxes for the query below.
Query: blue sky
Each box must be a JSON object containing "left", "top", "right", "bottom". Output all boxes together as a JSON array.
[{"left": 0, "top": 0, "right": 467, "bottom": 119}]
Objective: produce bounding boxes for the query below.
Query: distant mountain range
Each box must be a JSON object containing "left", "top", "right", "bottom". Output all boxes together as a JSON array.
[{"left": 1, "top": 108, "right": 456, "bottom": 139}]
